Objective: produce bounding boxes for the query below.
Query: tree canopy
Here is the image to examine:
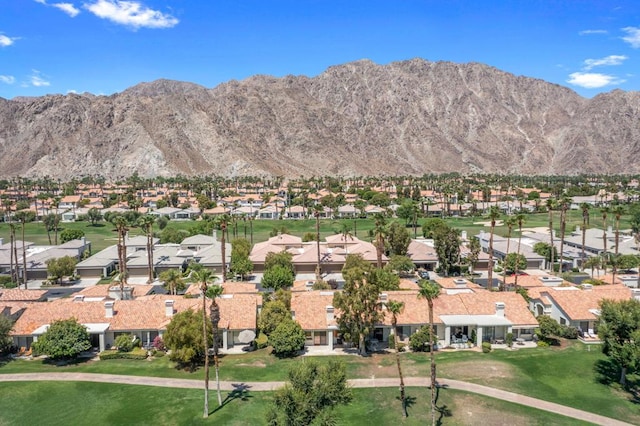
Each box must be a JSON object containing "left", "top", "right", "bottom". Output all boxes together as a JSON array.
[
  {"left": 599, "top": 299, "right": 640, "bottom": 386},
  {"left": 164, "top": 309, "right": 212, "bottom": 369},
  {"left": 0, "top": 315, "right": 13, "bottom": 354},
  {"left": 31, "top": 318, "right": 91, "bottom": 359},
  {"left": 269, "top": 319, "right": 305, "bottom": 358},
  {"left": 265, "top": 359, "right": 352, "bottom": 425}
]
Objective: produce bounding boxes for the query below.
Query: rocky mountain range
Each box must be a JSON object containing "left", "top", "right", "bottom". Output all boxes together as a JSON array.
[{"left": 1, "top": 58, "right": 639, "bottom": 179}]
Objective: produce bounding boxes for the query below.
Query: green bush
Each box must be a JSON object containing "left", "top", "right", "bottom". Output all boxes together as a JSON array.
[
  {"left": 506, "top": 333, "right": 514, "bottom": 348},
  {"left": 255, "top": 332, "right": 269, "bottom": 349},
  {"left": 99, "top": 348, "right": 148, "bottom": 360},
  {"left": 269, "top": 319, "right": 305, "bottom": 358},
  {"left": 388, "top": 333, "right": 396, "bottom": 350},
  {"left": 153, "top": 350, "right": 166, "bottom": 358},
  {"left": 561, "top": 326, "right": 579, "bottom": 339},
  {"left": 0, "top": 276, "right": 17, "bottom": 288},
  {"left": 537, "top": 340, "right": 550, "bottom": 347},
  {"left": 397, "top": 342, "right": 406, "bottom": 353},
  {"left": 114, "top": 334, "right": 136, "bottom": 352},
  {"left": 409, "top": 325, "right": 433, "bottom": 352},
  {"left": 482, "top": 341, "right": 492, "bottom": 353}
]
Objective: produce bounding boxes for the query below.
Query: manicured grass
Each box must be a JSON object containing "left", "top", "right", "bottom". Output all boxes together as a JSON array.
[
  {"left": 0, "top": 382, "right": 590, "bottom": 425},
  {"left": 2, "top": 342, "right": 639, "bottom": 422},
  {"left": 0, "top": 209, "right": 628, "bottom": 253}
]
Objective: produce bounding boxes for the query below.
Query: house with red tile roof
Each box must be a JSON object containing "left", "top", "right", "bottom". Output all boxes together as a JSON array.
[{"left": 528, "top": 284, "right": 634, "bottom": 340}]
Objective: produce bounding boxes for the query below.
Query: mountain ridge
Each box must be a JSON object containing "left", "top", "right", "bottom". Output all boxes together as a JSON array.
[{"left": 1, "top": 58, "right": 639, "bottom": 179}]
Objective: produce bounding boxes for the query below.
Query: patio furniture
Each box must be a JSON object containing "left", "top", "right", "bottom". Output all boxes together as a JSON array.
[
  {"left": 494, "top": 338, "right": 505, "bottom": 345},
  {"left": 516, "top": 338, "right": 525, "bottom": 345}
]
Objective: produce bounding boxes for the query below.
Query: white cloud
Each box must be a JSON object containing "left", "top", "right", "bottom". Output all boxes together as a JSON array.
[
  {"left": 53, "top": 3, "right": 81, "bottom": 17},
  {"left": 0, "top": 75, "right": 16, "bottom": 84},
  {"left": 622, "top": 27, "right": 640, "bottom": 48},
  {"left": 567, "top": 72, "right": 625, "bottom": 89},
  {"left": 30, "top": 70, "right": 51, "bottom": 87},
  {"left": 34, "top": 0, "right": 81, "bottom": 17},
  {"left": 579, "top": 29, "right": 607, "bottom": 35},
  {"left": 84, "top": 0, "right": 179, "bottom": 29},
  {"left": 0, "top": 34, "right": 17, "bottom": 47},
  {"left": 583, "top": 55, "right": 628, "bottom": 70}
]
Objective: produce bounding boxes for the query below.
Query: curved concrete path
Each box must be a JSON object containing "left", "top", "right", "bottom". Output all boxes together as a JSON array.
[{"left": 0, "top": 373, "right": 632, "bottom": 426}]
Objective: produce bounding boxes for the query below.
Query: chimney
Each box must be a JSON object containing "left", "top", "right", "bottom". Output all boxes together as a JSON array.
[
  {"left": 326, "top": 305, "right": 334, "bottom": 322},
  {"left": 105, "top": 301, "right": 114, "bottom": 318},
  {"left": 165, "top": 300, "right": 174, "bottom": 317},
  {"left": 380, "top": 293, "right": 388, "bottom": 303},
  {"left": 81, "top": 236, "right": 86, "bottom": 245},
  {"left": 461, "top": 231, "right": 468, "bottom": 241},
  {"left": 608, "top": 226, "right": 613, "bottom": 234},
  {"left": 453, "top": 278, "right": 467, "bottom": 288},
  {"left": 581, "top": 284, "right": 593, "bottom": 291},
  {"left": 495, "top": 302, "right": 505, "bottom": 317},
  {"left": 632, "top": 289, "right": 640, "bottom": 301},
  {"left": 73, "top": 295, "right": 85, "bottom": 302}
]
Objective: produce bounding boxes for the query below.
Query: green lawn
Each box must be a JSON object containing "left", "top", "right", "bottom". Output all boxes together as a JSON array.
[
  {"left": 0, "top": 382, "right": 589, "bottom": 425},
  {"left": 0, "top": 209, "right": 630, "bottom": 253},
  {"left": 2, "top": 342, "right": 639, "bottom": 423}
]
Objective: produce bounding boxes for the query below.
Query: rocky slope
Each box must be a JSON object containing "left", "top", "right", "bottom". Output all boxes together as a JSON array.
[{"left": 1, "top": 58, "right": 639, "bottom": 179}]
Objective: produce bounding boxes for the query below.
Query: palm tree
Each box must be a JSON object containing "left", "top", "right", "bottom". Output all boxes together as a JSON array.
[
  {"left": 611, "top": 205, "right": 626, "bottom": 284},
  {"left": 546, "top": 198, "right": 556, "bottom": 272},
  {"left": 215, "top": 215, "right": 230, "bottom": 282},
  {"left": 502, "top": 216, "right": 516, "bottom": 290},
  {"left": 207, "top": 283, "right": 224, "bottom": 408},
  {"left": 583, "top": 256, "right": 601, "bottom": 278},
  {"left": 580, "top": 203, "right": 591, "bottom": 271},
  {"left": 194, "top": 268, "right": 217, "bottom": 418},
  {"left": 558, "top": 196, "right": 572, "bottom": 274},
  {"left": 385, "top": 300, "right": 407, "bottom": 417},
  {"left": 373, "top": 213, "right": 387, "bottom": 269},
  {"left": 514, "top": 213, "right": 526, "bottom": 290},
  {"left": 14, "top": 210, "right": 34, "bottom": 289},
  {"left": 418, "top": 279, "right": 441, "bottom": 426},
  {"left": 601, "top": 206, "right": 610, "bottom": 255},
  {"left": 487, "top": 206, "right": 501, "bottom": 291},
  {"left": 159, "top": 268, "right": 184, "bottom": 295},
  {"left": 314, "top": 208, "right": 322, "bottom": 282},
  {"left": 112, "top": 215, "right": 129, "bottom": 298},
  {"left": 138, "top": 215, "right": 156, "bottom": 284}
]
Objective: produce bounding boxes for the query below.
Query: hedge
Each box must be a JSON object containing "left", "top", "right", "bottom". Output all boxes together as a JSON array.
[{"left": 99, "top": 348, "right": 148, "bottom": 360}]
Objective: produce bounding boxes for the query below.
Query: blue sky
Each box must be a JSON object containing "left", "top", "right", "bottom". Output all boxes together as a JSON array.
[{"left": 1, "top": 1, "right": 640, "bottom": 99}]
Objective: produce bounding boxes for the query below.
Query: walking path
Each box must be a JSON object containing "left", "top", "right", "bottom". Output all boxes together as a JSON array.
[{"left": 0, "top": 373, "right": 631, "bottom": 425}]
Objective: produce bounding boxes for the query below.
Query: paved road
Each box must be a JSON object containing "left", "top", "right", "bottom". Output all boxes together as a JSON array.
[{"left": 0, "top": 373, "right": 631, "bottom": 426}]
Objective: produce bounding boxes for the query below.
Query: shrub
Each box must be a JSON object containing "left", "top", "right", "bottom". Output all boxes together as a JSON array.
[
  {"left": 99, "top": 348, "right": 148, "bottom": 360},
  {"left": 269, "top": 319, "right": 305, "bottom": 358},
  {"left": 115, "top": 334, "right": 136, "bottom": 352},
  {"left": 482, "top": 341, "right": 492, "bottom": 353},
  {"left": 255, "top": 332, "right": 269, "bottom": 349},
  {"left": 388, "top": 333, "right": 396, "bottom": 350},
  {"left": 397, "top": 342, "right": 406, "bottom": 353},
  {"left": 409, "top": 325, "right": 433, "bottom": 352},
  {"left": 561, "top": 326, "right": 579, "bottom": 339},
  {"left": 537, "top": 340, "right": 550, "bottom": 347},
  {"left": 152, "top": 335, "right": 166, "bottom": 351},
  {"left": 470, "top": 329, "right": 477, "bottom": 345},
  {"left": 506, "top": 333, "right": 514, "bottom": 348},
  {"left": 153, "top": 350, "right": 166, "bottom": 358}
]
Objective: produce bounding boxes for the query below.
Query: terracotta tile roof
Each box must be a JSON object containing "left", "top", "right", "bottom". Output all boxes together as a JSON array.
[
  {"left": 436, "top": 277, "right": 483, "bottom": 290},
  {"left": 537, "top": 285, "right": 632, "bottom": 321},
  {"left": 11, "top": 293, "right": 259, "bottom": 336},
  {"left": 0, "top": 289, "right": 47, "bottom": 302},
  {"left": 78, "top": 285, "right": 156, "bottom": 298},
  {"left": 503, "top": 275, "right": 572, "bottom": 288},
  {"left": 291, "top": 291, "right": 337, "bottom": 330}
]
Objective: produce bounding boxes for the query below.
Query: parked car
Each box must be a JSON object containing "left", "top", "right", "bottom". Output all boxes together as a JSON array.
[{"left": 418, "top": 271, "right": 430, "bottom": 280}]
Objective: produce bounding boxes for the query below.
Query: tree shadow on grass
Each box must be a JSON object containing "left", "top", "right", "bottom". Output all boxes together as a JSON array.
[
  {"left": 434, "top": 383, "right": 452, "bottom": 426},
  {"left": 211, "top": 383, "right": 253, "bottom": 415},
  {"left": 595, "top": 359, "right": 640, "bottom": 404},
  {"left": 395, "top": 394, "right": 417, "bottom": 417}
]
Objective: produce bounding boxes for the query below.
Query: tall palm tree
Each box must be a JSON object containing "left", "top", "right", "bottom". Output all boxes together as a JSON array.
[
  {"left": 546, "top": 198, "right": 556, "bottom": 272},
  {"left": 194, "top": 268, "right": 217, "bottom": 418},
  {"left": 385, "top": 300, "right": 407, "bottom": 417},
  {"left": 215, "top": 215, "right": 230, "bottom": 282},
  {"left": 14, "top": 210, "right": 33, "bottom": 289},
  {"left": 558, "top": 196, "right": 572, "bottom": 274},
  {"left": 580, "top": 203, "right": 591, "bottom": 271},
  {"left": 138, "top": 215, "right": 156, "bottom": 284},
  {"left": 601, "top": 206, "right": 610, "bottom": 255},
  {"left": 112, "top": 215, "right": 129, "bottom": 298},
  {"left": 373, "top": 213, "right": 387, "bottom": 269},
  {"left": 611, "top": 205, "right": 626, "bottom": 284},
  {"left": 487, "top": 206, "right": 501, "bottom": 291},
  {"left": 514, "top": 213, "right": 526, "bottom": 290},
  {"left": 9, "top": 223, "right": 18, "bottom": 284},
  {"left": 207, "top": 283, "right": 224, "bottom": 408},
  {"left": 502, "top": 216, "right": 516, "bottom": 290},
  {"left": 418, "top": 280, "right": 441, "bottom": 426},
  {"left": 314, "top": 208, "right": 322, "bottom": 282}
]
